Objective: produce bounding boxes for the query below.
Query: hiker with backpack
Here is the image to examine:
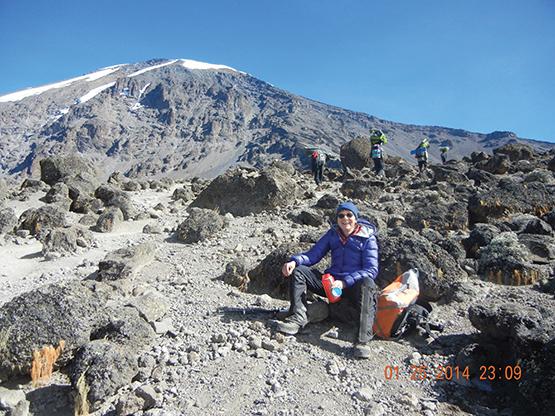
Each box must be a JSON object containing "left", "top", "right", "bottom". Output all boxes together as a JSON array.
[
  {"left": 370, "top": 129, "right": 387, "bottom": 177},
  {"left": 439, "top": 146, "right": 449, "bottom": 164},
  {"left": 277, "top": 201, "right": 380, "bottom": 359},
  {"left": 413, "top": 138, "right": 430, "bottom": 173},
  {"left": 311, "top": 150, "right": 327, "bottom": 185}
]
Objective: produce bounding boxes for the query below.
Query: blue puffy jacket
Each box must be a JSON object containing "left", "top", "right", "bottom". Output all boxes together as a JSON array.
[{"left": 290, "top": 220, "right": 379, "bottom": 288}]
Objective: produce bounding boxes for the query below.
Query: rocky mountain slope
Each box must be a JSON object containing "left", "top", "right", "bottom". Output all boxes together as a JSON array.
[
  {"left": 1, "top": 59, "right": 554, "bottom": 181},
  {"left": 0, "top": 143, "right": 554, "bottom": 415}
]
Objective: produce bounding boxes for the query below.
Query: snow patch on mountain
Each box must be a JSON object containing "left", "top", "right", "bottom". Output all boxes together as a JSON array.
[
  {"left": 127, "top": 60, "right": 179, "bottom": 77},
  {"left": 77, "top": 82, "right": 115, "bottom": 104},
  {"left": 127, "top": 59, "right": 241, "bottom": 78},
  {"left": 179, "top": 59, "right": 239, "bottom": 72},
  {"left": 0, "top": 66, "right": 123, "bottom": 103}
]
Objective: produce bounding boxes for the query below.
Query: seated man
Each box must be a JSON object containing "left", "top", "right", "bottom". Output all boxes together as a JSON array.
[{"left": 277, "top": 201, "right": 379, "bottom": 358}]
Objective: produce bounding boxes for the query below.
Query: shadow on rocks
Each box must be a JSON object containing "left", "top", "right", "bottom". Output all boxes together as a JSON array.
[
  {"left": 27, "top": 384, "right": 73, "bottom": 416},
  {"left": 19, "top": 250, "right": 44, "bottom": 260}
]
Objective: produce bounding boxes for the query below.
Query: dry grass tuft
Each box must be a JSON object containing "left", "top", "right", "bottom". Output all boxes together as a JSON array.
[
  {"left": 74, "top": 369, "right": 90, "bottom": 416},
  {"left": 30, "top": 340, "right": 65, "bottom": 387}
]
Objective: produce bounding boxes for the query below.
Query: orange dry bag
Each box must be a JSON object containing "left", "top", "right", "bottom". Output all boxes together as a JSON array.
[{"left": 373, "top": 269, "right": 420, "bottom": 339}]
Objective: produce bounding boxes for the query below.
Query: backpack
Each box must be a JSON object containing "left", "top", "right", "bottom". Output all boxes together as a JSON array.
[
  {"left": 373, "top": 269, "right": 443, "bottom": 340},
  {"left": 312, "top": 151, "right": 326, "bottom": 166},
  {"left": 371, "top": 144, "right": 382, "bottom": 159},
  {"left": 415, "top": 146, "right": 427, "bottom": 157}
]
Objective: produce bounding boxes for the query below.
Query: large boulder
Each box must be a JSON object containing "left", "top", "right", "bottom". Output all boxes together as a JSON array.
[
  {"left": 41, "top": 182, "right": 72, "bottom": 208},
  {"left": 0, "top": 281, "right": 110, "bottom": 379},
  {"left": 468, "top": 295, "right": 555, "bottom": 414},
  {"left": 477, "top": 232, "right": 548, "bottom": 285},
  {"left": 405, "top": 199, "right": 468, "bottom": 233},
  {"left": 95, "top": 207, "right": 124, "bottom": 233},
  {"left": 64, "top": 172, "right": 101, "bottom": 201},
  {"left": 0, "top": 178, "right": 8, "bottom": 204},
  {"left": 429, "top": 164, "right": 469, "bottom": 184},
  {"left": 468, "top": 179, "right": 555, "bottom": 224},
  {"left": 70, "top": 196, "right": 104, "bottom": 214},
  {"left": 465, "top": 168, "right": 497, "bottom": 187},
  {"left": 171, "top": 186, "right": 195, "bottom": 203},
  {"left": 340, "top": 137, "right": 371, "bottom": 171},
  {"left": 474, "top": 153, "right": 511, "bottom": 174},
  {"left": 523, "top": 169, "right": 554, "bottom": 184},
  {"left": 17, "top": 205, "right": 67, "bottom": 236},
  {"left": 340, "top": 179, "right": 384, "bottom": 201},
  {"left": 518, "top": 234, "right": 555, "bottom": 264},
  {"left": 315, "top": 194, "right": 340, "bottom": 209},
  {"left": 0, "top": 207, "right": 17, "bottom": 235},
  {"left": 247, "top": 242, "right": 315, "bottom": 299},
  {"left": 71, "top": 340, "right": 140, "bottom": 412},
  {"left": 288, "top": 208, "right": 328, "bottom": 227},
  {"left": 190, "top": 166, "right": 300, "bottom": 216},
  {"left": 512, "top": 215, "right": 552, "bottom": 236},
  {"left": 542, "top": 209, "right": 555, "bottom": 228},
  {"left": 493, "top": 143, "right": 535, "bottom": 161},
  {"left": 97, "top": 242, "right": 157, "bottom": 282},
  {"left": 41, "top": 225, "right": 94, "bottom": 257},
  {"left": 175, "top": 208, "right": 225, "bottom": 244},
  {"left": 221, "top": 258, "right": 251, "bottom": 290},
  {"left": 379, "top": 230, "right": 466, "bottom": 301},
  {"left": 39, "top": 155, "right": 98, "bottom": 186},
  {"left": 94, "top": 185, "right": 137, "bottom": 220},
  {"left": 70, "top": 305, "right": 155, "bottom": 412},
  {"left": 384, "top": 156, "right": 415, "bottom": 179},
  {"left": 462, "top": 223, "right": 500, "bottom": 258}
]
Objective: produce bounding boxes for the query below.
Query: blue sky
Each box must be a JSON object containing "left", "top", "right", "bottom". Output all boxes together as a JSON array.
[{"left": 1, "top": 0, "right": 554, "bottom": 142}]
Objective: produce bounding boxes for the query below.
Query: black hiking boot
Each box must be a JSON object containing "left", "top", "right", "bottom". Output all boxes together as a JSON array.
[
  {"left": 275, "top": 310, "right": 308, "bottom": 335},
  {"left": 353, "top": 342, "right": 372, "bottom": 359}
]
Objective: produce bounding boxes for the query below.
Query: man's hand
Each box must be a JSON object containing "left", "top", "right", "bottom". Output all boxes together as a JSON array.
[{"left": 282, "top": 261, "right": 296, "bottom": 277}]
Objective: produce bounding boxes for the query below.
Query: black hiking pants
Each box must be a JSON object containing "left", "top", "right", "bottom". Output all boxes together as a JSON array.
[
  {"left": 372, "top": 158, "right": 384, "bottom": 176},
  {"left": 289, "top": 265, "right": 378, "bottom": 343},
  {"left": 313, "top": 163, "right": 324, "bottom": 185}
]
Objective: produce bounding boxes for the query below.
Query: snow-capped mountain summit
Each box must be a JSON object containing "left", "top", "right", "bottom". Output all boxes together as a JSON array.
[{"left": 0, "top": 59, "right": 552, "bottom": 179}]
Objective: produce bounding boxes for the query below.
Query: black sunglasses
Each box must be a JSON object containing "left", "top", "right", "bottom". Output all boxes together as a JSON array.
[{"left": 337, "top": 213, "right": 354, "bottom": 219}]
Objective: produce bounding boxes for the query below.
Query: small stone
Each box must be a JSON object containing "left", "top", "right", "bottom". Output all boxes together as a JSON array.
[
  {"left": 249, "top": 336, "right": 262, "bottom": 349},
  {"left": 409, "top": 352, "right": 422, "bottom": 365},
  {"left": 188, "top": 351, "right": 200, "bottom": 363},
  {"left": 273, "top": 333, "right": 286, "bottom": 344},
  {"left": 364, "top": 402, "right": 386, "bottom": 416},
  {"left": 255, "top": 348, "right": 268, "bottom": 359},
  {"left": 326, "top": 361, "right": 340, "bottom": 376},
  {"left": 400, "top": 393, "right": 419, "bottom": 409},
  {"left": 152, "top": 318, "right": 175, "bottom": 334},
  {"left": 211, "top": 333, "right": 227, "bottom": 343},
  {"left": 261, "top": 340, "right": 277, "bottom": 352},
  {"left": 325, "top": 328, "right": 339, "bottom": 339},
  {"left": 422, "top": 401, "right": 437, "bottom": 411},
  {"left": 135, "top": 384, "right": 159, "bottom": 409},
  {"left": 353, "top": 387, "right": 374, "bottom": 402}
]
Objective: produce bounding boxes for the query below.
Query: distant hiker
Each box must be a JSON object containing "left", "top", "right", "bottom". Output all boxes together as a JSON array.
[
  {"left": 370, "top": 129, "right": 387, "bottom": 177},
  {"left": 439, "top": 146, "right": 449, "bottom": 164},
  {"left": 413, "top": 138, "right": 430, "bottom": 173},
  {"left": 277, "top": 201, "right": 379, "bottom": 359},
  {"left": 311, "top": 150, "right": 327, "bottom": 185}
]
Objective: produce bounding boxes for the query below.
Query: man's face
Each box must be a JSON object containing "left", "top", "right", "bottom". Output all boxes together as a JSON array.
[{"left": 337, "top": 210, "right": 356, "bottom": 235}]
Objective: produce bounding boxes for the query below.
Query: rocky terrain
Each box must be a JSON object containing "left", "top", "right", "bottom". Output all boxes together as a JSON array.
[
  {"left": 0, "top": 141, "right": 554, "bottom": 416},
  {"left": 1, "top": 59, "right": 554, "bottom": 182}
]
